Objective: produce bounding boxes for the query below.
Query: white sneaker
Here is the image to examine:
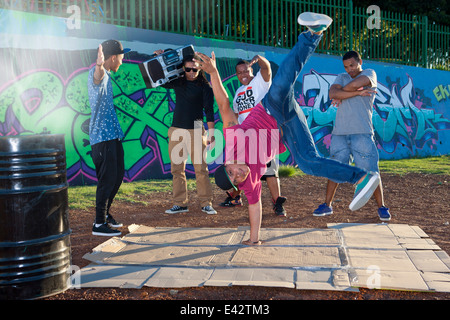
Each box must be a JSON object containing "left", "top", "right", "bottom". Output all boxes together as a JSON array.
[
  {"left": 298, "top": 12, "right": 333, "bottom": 33},
  {"left": 349, "top": 172, "right": 381, "bottom": 211},
  {"left": 202, "top": 205, "right": 217, "bottom": 215}
]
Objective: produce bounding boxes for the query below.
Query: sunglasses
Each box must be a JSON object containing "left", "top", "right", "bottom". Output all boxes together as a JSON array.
[{"left": 184, "top": 67, "right": 199, "bottom": 72}]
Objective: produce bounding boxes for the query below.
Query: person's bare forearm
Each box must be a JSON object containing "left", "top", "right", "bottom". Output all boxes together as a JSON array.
[
  {"left": 342, "top": 75, "right": 371, "bottom": 92},
  {"left": 93, "top": 44, "right": 105, "bottom": 85},
  {"left": 251, "top": 55, "right": 271, "bottom": 82},
  {"left": 329, "top": 86, "right": 362, "bottom": 100},
  {"left": 248, "top": 201, "right": 262, "bottom": 242},
  {"left": 195, "top": 52, "right": 238, "bottom": 128},
  {"left": 93, "top": 64, "right": 105, "bottom": 85},
  {"left": 209, "top": 69, "right": 230, "bottom": 112},
  {"left": 329, "top": 83, "right": 375, "bottom": 100}
]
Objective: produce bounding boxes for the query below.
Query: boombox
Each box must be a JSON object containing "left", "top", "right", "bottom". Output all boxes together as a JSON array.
[{"left": 139, "top": 45, "right": 195, "bottom": 88}]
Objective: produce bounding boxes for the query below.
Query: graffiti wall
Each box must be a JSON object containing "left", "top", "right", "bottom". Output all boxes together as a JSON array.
[{"left": 1, "top": 9, "right": 449, "bottom": 185}]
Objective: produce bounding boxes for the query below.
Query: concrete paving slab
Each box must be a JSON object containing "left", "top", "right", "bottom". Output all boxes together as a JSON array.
[
  {"left": 77, "top": 264, "right": 158, "bottom": 289},
  {"left": 102, "top": 244, "right": 238, "bottom": 267},
  {"left": 421, "top": 272, "right": 450, "bottom": 292},
  {"left": 295, "top": 269, "right": 357, "bottom": 292},
  {"left": 351, "top": 269, "right": 430, "bottom": 291},
  {"left": 144, "top": 267, "right": 215, "bottom": 288},
  {"left": 241, "top": 227, "right": 341, "bottom": 246},
  {"left": 204, "top": 267, "right": 296, "bottom": 288},
  {"left": 327, "top": 223, "right": 400, "bottom": 248},
  {"left": 231, "top": 246, "right": 341, "bottom": 267},
  {"left": 125, "top": 225, "right": 244, "bottom": 245},
  {"left": 346, "top": 248, "right": 419, "bottom": 272},
  {"left": 78, "top": 224, "right": 450, "bottom": 293},
  {"left": 407, "top": 250, "right": 450, "bottom": 272},
  {"left": 387, "top": 224, "right": 427, "bottom": 238},
  {"left": 83, "top": 238, "right": 127, "bottom": 263}
]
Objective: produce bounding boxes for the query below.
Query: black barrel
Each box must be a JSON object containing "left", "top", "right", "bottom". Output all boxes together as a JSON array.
[{"left": 0, "top": 134, "right": 71, "bottom": 300}]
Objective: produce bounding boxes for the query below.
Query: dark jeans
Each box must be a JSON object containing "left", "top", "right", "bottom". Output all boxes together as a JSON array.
[
  {"left": 91, "top": 139, "right": 124, "bottom": 224},
  {"left": 261, "top": 31, "right": 367, "bottom": 184}
]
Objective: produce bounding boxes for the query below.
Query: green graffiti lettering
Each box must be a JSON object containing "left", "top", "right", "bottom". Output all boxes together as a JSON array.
[
  {"left": 439, "top": 84, "right": 450, "bottom": 100},
  {"left": 433, "top": 84, "right": 450, "bottom": 102},
  {"left": 433, "top": 86, "right": 443, "bottom": 102}
]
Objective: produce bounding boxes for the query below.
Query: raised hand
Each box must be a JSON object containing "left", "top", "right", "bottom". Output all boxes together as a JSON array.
[
  {"left": 194, "top": 51, "right": 218, "bottom": 75},
  {"left": 248, "top": 55, "right": 261, "bottom": 67},
  {"left": 97, "top": 44, "right": 105, "bottom": 67}
]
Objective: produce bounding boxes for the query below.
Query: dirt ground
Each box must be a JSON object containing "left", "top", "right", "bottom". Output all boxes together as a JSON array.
[{"left": 48, "top": 172, "right": 450, "bottom": 301}]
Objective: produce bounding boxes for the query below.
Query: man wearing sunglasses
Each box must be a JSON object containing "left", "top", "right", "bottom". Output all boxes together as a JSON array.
[{"left": 153, "top": 50, "right": 217, "bottom": 215}]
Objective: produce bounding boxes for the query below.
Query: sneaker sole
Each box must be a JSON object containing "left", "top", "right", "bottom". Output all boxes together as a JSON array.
[
  {"left": 313, "top": 211, "right": 333, "bottom": 217},
  {"left": 202, "top": 209, "right": 217, "bottom": 215},
  {"left": 92, "top": 231, "right": 121, "bottom": 236},
  {"left": 349, "top": 173, "right": 380, "bottom": 211},
  {"left": 164, "top": 209, "right": 189, "bottom": 214},
  {"left": 379, "top": 216, "right": 391, "bottom": 222},
  {"left": 298, "top": 12, "right": 333, "bottom": 27},
  {"left": 108, "top": 223, "right": 123, "bottom": 228}
]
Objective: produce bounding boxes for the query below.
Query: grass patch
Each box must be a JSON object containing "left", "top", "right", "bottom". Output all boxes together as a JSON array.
[
  {"left": 68, "top": 155, "right": 449, "bottom": 210},
  {"left": 68, "top": 178, "right": 203, "bottom": 210},
  {"left": 278, "top": 165, "right": 304, "bottom": 177},
  {"left": 378, "top": 155, "right": 450, "bottom": 175}
]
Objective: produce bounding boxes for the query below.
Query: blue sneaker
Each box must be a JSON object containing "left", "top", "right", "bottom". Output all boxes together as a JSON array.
[
  {"left": 313, "top": 203, "right": 333, "bottom": 217},
  {"left": 349, "top": 172, "right": 380, "bottom": 211},
  {"left": 378, "top": 206, "right": 391, "bottom": 221}
]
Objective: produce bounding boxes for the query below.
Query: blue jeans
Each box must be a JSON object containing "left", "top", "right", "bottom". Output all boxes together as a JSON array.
[
  {"left": 331, "top": 134, "right": 379, "bottom": 173},
  {"left": 261, "top": 31, "right": 367, "bottom": 184}
]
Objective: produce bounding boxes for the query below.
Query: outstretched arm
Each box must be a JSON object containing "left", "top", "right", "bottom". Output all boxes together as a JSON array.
[
  {"left": 245, "top": 200, "right": 263, "bottom": 245},
  {"left": 93, "top": 44, "right": 105, "bottom": 85},
  {"left": 249, "top": 54, "right": 271, "bottom": 82},
  {"left": 195, "top": 52, "right": 238, "bottom": 128}
]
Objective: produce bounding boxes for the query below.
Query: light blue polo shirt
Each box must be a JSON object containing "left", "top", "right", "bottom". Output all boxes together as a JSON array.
[{"left": 87, "top": 67, "right": 124, "bottom": 146}]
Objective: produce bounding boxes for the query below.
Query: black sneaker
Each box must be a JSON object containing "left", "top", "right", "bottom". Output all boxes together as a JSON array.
[
  {"left": 219, "top": 191, "right": 243, "bottom": 207},
  {"left": 92, "top": 223, "right": 121, "bottom": 236},
  {"left": 165, "top": 205, "right": 189, "bottom": 214},
  {"left": 106, "top": 214, "right": 123, "bottom": 228},
  {"left": 273, "top": 197, "right": 287, "bottom": 217}
]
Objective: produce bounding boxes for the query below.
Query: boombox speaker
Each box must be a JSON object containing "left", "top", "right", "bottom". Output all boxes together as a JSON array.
[{"left": 139, "top": 45, "right": 195, "bottom": 88}]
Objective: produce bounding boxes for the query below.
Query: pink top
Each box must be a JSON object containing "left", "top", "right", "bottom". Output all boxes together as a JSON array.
[{"left": 223, "top": 103, "right": 286, "bottom": 204}]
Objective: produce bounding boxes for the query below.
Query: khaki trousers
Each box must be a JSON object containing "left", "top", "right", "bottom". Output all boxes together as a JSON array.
[{"left": 168, "top": 126, "right": 213, "bottom": 207}]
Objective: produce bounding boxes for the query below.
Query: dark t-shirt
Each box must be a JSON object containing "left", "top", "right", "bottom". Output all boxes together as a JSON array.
[{"left": 163, "top": 77, "right": 215, "bottom": 129}]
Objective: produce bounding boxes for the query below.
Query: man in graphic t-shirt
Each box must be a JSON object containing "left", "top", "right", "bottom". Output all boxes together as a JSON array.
[{"left": 219, "top": 56, "right": 288, "bottom": 217}]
